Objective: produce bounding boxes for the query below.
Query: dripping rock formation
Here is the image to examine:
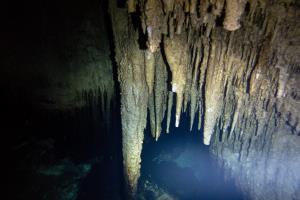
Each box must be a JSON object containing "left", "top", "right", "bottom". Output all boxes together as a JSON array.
[
  {"left": 109, "top": 0, "right": 300, "bottom": 199},
  {"left": 3, "top": 0, "right": 299, "bottom": 199}
]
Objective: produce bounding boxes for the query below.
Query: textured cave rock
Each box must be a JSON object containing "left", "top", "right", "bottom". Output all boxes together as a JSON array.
[
  {"left": 109, "top": 2, "right": 149, "bottom": 195},
  {"left": 110, "top": 0, "right": 300, "bottom": 198},
  {"left": 1, "top": 1, "right": 114, "bottom": 113},
  {"left": 164, "top": 33, "right": 189, "bottom": 127},
  {"left": 223, "top": 0, "right": 247, "bottom": 31}
]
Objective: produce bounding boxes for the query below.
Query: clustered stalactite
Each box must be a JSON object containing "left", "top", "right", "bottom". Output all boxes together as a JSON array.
[
  {"left": 79, "top": 86, "right": 114, "bottom": 131},
  {"left": 110, "top": 0, "right": 300, "bottom": 198},
  {"left": 164, "top": 33, "right": 189, "bottom": 127}
]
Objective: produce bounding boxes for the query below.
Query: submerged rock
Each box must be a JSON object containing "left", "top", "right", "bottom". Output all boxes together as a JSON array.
[
  {"left": 138, "top": 180, "right": 177, "bottom": 200},
  {"left": 24, "top": 159, "right": 92, "bottom": 200}
]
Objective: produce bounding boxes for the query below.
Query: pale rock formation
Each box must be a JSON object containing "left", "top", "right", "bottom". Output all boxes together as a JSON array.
[
  {"left": 110, "top": 2, "right": 148, "bottom": 196},
  {"left": 145, "top": 51, "right": 155, "bottom": 95},
  {"left": 166, "top": 91, "right": 174, "bottom": 134},
  {"left": 164, "top": 34, "right": 189, "bottom": 127}
]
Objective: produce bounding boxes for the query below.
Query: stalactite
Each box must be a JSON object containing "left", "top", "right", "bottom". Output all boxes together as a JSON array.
[
  {"left": 169, "top": 16, "right": 175, "bottom": 38},
  {"left": 166, "top": 91, "right": 173, "bottom": 133},
  {"left": 212, "top": 0, "right": 225, "bottom": 16},
  {"left": 100, "top": 89, "right": 105, "bottom": 119},
  {"left": 223, "top": 0, "right": 247, "bottom": 31},
  {"left": 183, "top": 64, "right": 192, "bottom": 113},
  {"left": 184, "top": 0, "right": 190, "bottom": 12},
  {"left": 275, "top": 65, "right": 288, "bottom": 98},
  {"left": 189, "top": 0, "right": 197, "bottom": 14},
  {"left": 145, "top": 51, "right": 155, "bottom": 95},
  {"left": 127, "top": 0, "right": 136, "bottom": 13},
  {"left": 175, "top": 93, "right": 184, "bottom": 127},
  {"left": 110, "top": 1, "right": 300, "bottom": 198},
  {"left": 154, "top": 52, "right": 168, "bottom": 140},
  {"left": 229, "top": 92, "right": 243, "bottom": 136},
  {"left": 162, "top": 0, "right": 174, "bottom": 13},
  {"left": 199, "top": 0, "right": 210, "bottom": 19},
  {"left": 198, "top": 99, "right": 203, "bottom": 130},
  {"left": 162, "top": 15, "right": 169, "bottom": 35},
  {"left": 190, "top": 46, "right": 201, "bottom": 131},
  {"left": 148, "top": 92, "right": 156, "bottom": 138},
  {"left": 109, "top": 1, "right": 148, "bottom": 196},
  {"left": 198, "top": 40, "right": 209, "bottom": 94},
  {"left": 144, "top": 0, "right": 164, "bottom": 52},
  {"left": 203, "top": 35, "right": 224, "bottom": 145},
  {"left": 164, "top": 34, "right": 189, "bottom": 127},
  {"left": 190, "top": 91, "right": 198, "bottom": 130},
  {"left": 174, "top": 2, "right": 185, "bottom": 34}
]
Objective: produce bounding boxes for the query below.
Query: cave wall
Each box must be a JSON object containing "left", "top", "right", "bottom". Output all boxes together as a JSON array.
[
  {"left": 209, "top": 4, "right": 300, "bottom": 200},
  {"left": 110, "top": 0, "right": 300, "bottom": 198},
  {"left": 1, "top": 0, "right": 114, "bottom": 112},
  {"left": 3, "top": 1, "right": 119, "bottom": 199}
]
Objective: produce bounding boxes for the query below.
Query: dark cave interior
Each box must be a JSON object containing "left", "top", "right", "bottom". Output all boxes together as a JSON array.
[{"left": 3, "top": 0, "right": 300, "bottom": 200}]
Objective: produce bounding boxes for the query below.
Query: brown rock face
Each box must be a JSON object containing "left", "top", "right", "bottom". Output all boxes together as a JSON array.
[{"left": 110, "top": 0, "right": 300, "bottom": 198}]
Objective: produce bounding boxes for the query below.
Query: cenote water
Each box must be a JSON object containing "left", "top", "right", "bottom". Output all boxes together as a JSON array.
[{"left": 139, "top": 117, "right": 243, "bottom": 200}]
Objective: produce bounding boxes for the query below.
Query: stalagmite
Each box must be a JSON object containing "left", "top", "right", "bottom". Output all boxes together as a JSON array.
[
  {"left": 164, "top": 34, "right": 188, "bottom": 127},
  {"left": 223, "top": 0, "right": 247, "bottom": 31}
]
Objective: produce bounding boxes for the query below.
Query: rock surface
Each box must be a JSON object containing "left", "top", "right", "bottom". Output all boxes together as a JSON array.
[{"left": 110, "top": 0, "right": 300, "bottom": 198}]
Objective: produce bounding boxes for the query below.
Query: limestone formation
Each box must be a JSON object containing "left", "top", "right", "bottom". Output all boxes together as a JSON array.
[
  {"left": 110, "top": 2, "right": 148, "bottom": 196},
  {"left": 166, "top": 91, "right": 173, "bottom": 134},
  {"left": 223, "top": 0, "right": 247, "bottom": 31},
  {"left": 164, "top": 34, "right": 189, "bottom": 127},
  {"left": 145, "top": 51, "right": 155, "bottom": 94},
  {"left": 110, "top": 0, "right": 300, "bottom": 198}
]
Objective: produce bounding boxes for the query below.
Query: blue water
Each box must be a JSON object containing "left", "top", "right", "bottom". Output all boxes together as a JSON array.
[{"left": 140, "top": 120, "right": 243, "bottom": 200}]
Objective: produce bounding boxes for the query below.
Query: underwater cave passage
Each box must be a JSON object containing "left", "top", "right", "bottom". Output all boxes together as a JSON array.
[
  {"left": 5, "top": 0, "right": 300, "bottom": 199},
  {"left": 139, "top": 115, "right": 244, "bottom": 200}
]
